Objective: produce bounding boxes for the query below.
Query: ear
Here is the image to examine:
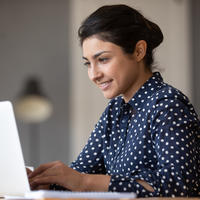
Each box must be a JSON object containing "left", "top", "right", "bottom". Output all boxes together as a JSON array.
[{"left": 134, "top": 40, "right": 147, "bottom": 62}]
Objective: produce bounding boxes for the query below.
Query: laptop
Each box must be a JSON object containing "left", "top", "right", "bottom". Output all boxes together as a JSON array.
[
  {"left": 0, "top": 101, "right": 137, "bottom": 199},
  {"left": 0, "top": 101, "right": 30, "bottom": 196}
]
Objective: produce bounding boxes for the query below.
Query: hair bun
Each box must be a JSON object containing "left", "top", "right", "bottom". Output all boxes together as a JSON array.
[{"left": 145, "top": 19, "right": 163, "bottom": 49}]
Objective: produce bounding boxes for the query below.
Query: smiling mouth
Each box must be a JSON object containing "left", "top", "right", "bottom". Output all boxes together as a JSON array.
[{"left": 98, "top": 80, "right": 112, "bottom": 90}]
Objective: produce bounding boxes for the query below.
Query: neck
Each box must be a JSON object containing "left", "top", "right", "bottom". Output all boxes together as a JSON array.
[{"left": 123, "top": 68, "right": 153, "bottom": 103}]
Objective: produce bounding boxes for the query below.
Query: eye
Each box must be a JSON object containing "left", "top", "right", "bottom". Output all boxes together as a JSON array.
[
  {"left": 83, "top": 61, "right": 90, "bottom": 67},
  {"left": 98, "top": 57, "right": 109, "bottom": 63}
]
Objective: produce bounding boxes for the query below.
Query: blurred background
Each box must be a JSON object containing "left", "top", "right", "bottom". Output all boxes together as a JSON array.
[{"left": 0, "top": 0, "right": 199, "bottom": 168}]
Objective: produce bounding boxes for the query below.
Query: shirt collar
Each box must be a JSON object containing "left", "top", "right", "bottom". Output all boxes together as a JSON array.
[{"left": 119, "top": 72, "right": 164, "bottom": 111}]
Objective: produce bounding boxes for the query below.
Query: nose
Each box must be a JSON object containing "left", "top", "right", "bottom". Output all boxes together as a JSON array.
[{"left": 89, "top": 65, "right": 103, "bottom": 82}]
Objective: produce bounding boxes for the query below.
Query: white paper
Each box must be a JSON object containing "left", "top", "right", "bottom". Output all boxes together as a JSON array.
[
  {"left": 25, "top": 190, "right": 136, "bottom": 199},
  {"left": 4, "top": 195, "right": 31, "bottom": 199}
]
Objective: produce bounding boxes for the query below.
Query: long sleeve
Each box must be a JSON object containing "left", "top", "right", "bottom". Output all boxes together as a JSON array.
[
  {"left": 70, "top": 72, "right": 200, "bottom": 197},
  {"left": 108, "top": 94, "right": 200, "bottom": 197},
  {"left": 70, "top": 110, "right": 107, "bottom": 175}
]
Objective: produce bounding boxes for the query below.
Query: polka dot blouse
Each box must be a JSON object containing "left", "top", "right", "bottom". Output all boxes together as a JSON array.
[{"left": 71, "top": 72, "right": 200, "bottom": 197}]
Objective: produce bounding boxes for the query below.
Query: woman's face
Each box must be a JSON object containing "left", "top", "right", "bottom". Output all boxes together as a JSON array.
[{"left": 82, "top": 36, "right": 149, "bottom": 102}]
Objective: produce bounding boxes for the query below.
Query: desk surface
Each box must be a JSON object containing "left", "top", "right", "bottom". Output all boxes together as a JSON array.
[
  {"left": 41, "top": 198, "right": 200, "bottom": 200},
  {"left": 1, "top": 198, "right": 200, "bottom": 200}
]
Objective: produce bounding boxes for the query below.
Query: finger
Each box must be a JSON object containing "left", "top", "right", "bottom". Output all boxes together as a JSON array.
[
  {"left": 29, "top": 172, "right": 54, "bottom": 184},
  {"left": 30, "top": 176, "right": 61, "bottom": 189},
  {"left": 30, "top": 165, "right": 60, "bottom": 183},
  {"left": 32, "top": 184, "right": 50, "bottom": 191},
  {"left": 29, "top": 162, "right": 55, "bottom": 178},
  {"left": 29, "top": 166, "right": 56, "bottom": 186},
  {"left": 26, "top": 168, "right": 32, "bottom": 175}
]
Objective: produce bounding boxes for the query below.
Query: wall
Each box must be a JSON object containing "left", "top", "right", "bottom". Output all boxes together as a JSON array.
[
  {"left": 68, "top": 0, "right": 192, "bottom": 161},
  {"left": 0, "top": 0, "right": 71, "bottom": 167},
  {"left": 0, "top": 0, "right": 195, "bottom": 166},
  {"left": 191, "top": 0, "right": 200, "bottom": 115}
]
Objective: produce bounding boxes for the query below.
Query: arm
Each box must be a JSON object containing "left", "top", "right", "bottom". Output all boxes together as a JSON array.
[
  {"left": 29, "top": 109, "right": 108, "bottom": 190},
  {"left": 29, "top": 96, "right": 200, "bottom": 196},
  {"left": 82, "top": 174, "right": 154, "bottom": 192},
  {"left": 108, "top": 96, "right": 200, "bottom": 197},
  {"left": 29, "top": 161, "right": 109, "bottom": 191},
  {"left": 29, "top": 162, "right": 154, "bottom": 192}
]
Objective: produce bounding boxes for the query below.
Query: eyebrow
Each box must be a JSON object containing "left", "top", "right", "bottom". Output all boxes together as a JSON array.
[{"left": 82, "top": 51, "right": 111, "bottom": 60}]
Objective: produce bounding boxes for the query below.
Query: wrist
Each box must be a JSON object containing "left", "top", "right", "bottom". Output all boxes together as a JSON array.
[
  {"left": 71, "top": 172, "right": 86, "bottom": 191},
  {"left": 79, "top": 173, "right": 91, "bottom": 191},
  {"left": 80, "top": 174, "right": 110, "bottom": 192}
]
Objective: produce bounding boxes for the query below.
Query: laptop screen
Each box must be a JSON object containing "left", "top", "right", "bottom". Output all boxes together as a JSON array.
[{"left": 0, "top": 101, "right": 30, "bottom": 196}]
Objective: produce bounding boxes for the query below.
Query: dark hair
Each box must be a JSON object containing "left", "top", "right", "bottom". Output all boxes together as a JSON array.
[{"left": 78, "top": 4, "right": 163, "bottom": 68}]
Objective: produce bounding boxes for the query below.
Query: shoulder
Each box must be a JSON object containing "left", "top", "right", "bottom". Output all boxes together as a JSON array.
[
  {"left": 149, "top": 83, "right": 198, "bottom": 120},
  {"left": 150, "top": 82, "right": 190, "bottom": 106}
]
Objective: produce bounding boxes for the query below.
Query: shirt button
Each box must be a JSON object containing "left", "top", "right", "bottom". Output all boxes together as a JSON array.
[{"left": 122, "top": 119, "right": 126, "bottom": 123}]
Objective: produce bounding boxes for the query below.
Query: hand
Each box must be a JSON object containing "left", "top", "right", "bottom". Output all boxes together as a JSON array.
[
  {"left": 26, "top": 167, "right": 50, "bottom": 190},
  {"left": 26, "top": 167, "right": 32, "bottom": 176},
  {"left": 28, "top": 161, "right": 84, "bottom": 191}
]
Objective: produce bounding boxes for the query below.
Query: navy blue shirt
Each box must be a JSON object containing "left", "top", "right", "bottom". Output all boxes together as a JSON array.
[{"left": 71, "top": 72, "right": 200, "bottom": 197}]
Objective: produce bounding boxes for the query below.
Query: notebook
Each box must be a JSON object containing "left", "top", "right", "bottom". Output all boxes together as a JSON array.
[{"left": 0, "top": 101, "right": 30, "bottom": 197}]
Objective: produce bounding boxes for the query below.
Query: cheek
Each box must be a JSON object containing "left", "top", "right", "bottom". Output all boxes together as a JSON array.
[
  {"left": 105, "top": 63, "right": 119, "bottom": 78},
  {"left": 108, "top": 64, "right": 124, "bottom": 82},
  {"left": 114, "top": 66, "right": 134, "bottom": 86}
]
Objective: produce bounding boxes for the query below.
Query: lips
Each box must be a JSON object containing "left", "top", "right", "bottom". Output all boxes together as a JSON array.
[{"left": 98, "top": 80, "right": 112, "bottom": 90}]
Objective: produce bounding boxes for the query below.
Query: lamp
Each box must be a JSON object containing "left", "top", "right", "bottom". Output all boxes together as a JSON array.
[
  {"left": 15, "top": 78, "right": 53, "bottom": 124},
  {"left": 14, "top": 77, "right": 53, "bottom": 167}
]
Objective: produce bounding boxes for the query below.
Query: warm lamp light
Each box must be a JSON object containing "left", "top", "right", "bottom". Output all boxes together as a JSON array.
[
  {"left": 15, "top": 78, "right": 53, "bottom": 124},
  {"left": 14, "top": 77, "right": 52, "bottom": 167}
]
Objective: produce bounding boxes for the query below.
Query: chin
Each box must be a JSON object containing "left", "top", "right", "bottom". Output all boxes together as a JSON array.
[{"left": 103, "top": 92, "right": 118, "bottom": 100}]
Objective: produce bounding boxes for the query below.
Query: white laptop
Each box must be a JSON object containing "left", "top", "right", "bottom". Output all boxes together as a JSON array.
[
  {"left": 0, "top": 101, "right": 137, "bottom": 199},
  {"left": 0, "top": 101, "right": 30, "bottom": 196}
]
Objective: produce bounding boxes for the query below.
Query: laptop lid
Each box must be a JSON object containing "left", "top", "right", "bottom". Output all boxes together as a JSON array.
[{"left": 0, "top": 101, "right": 30, "bottom": 196}]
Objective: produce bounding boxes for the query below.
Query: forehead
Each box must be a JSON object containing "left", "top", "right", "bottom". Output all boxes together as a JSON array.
[{"left": 82, "top": 36, "right": 121, "bottom": 57}]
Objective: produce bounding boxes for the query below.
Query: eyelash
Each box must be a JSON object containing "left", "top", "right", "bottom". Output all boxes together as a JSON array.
[
  {"left": 84, "top": 62, "right": 90, "bottom": 67},
  {"left": 83, "top": 57, "right": 110, "bottom": 67},
  {"left": 98, "top": 57, "right": 109, "bottom": 64},
  {"left": 98, "top": 57, "right": 109, "bottom": 63}
]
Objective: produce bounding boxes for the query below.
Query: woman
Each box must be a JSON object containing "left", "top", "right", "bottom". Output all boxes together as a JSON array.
[{"left": 29, "top": 4, "right": 200, "bottom": 197}]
